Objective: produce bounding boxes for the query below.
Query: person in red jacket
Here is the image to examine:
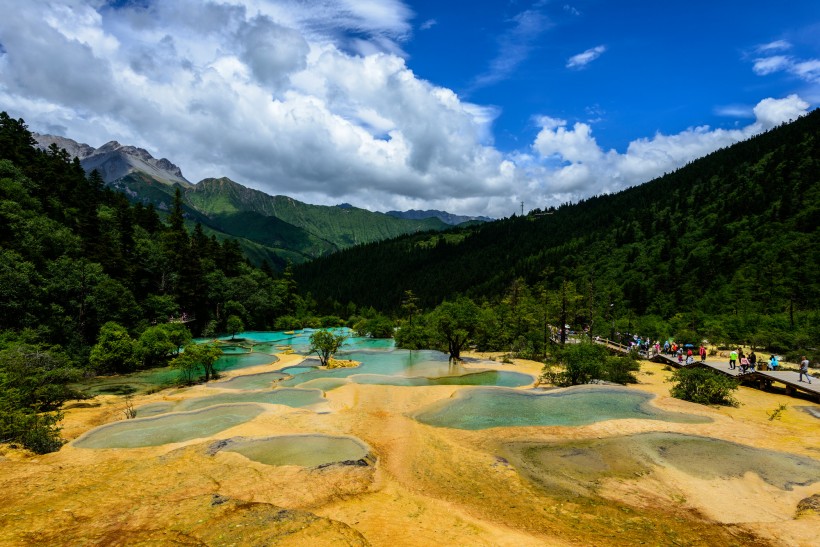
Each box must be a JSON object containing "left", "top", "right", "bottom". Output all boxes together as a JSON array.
[{"left": 699, "top": 344, "right": 707, "bottom": 362}]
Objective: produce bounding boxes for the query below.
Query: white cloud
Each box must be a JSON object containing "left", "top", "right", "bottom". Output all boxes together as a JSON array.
[
  {"left": 469, "top": 8, "right": 551, "bottom": 90},
  {"left": 529, "top": 95, "right": 810, "bottom": 197},
  {"left": 419, "top": 19, "right": 436, "bottom": 31},
  {"left": 714, "top": 104, "right": 755, "bottom": 118},
  {"left": 752, "top": 94, "right": 810, "bottom": 128},
  {"left": 566, "top": 45, "right": 606, "bottom": 69},
  {"left": 533, "top": 118, "right": 602, "bottom": 163},
  {"left": 756, "top": 39, "right": 791, "bottom": 53},
  {"left": 236, "top": 15, "right": 310, "bottom": 89},
  {"left": 0, "top": 0, "right": 522, "bottom": 215},
  {"left": 792, "top": 59, "right": 820, "bottom": 81},
  {"left": 0, "top": 1, "right": 812, "bottom": 219},
  {"left": 753, "top": 55, "right": 792, "bottom": 75},
  {"left": 751, "top": 52, "right": 820, "bottom": 83}
]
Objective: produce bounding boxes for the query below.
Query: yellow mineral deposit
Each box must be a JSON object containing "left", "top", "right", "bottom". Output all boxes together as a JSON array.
[{"left": 1, "top": 352, "right": 818, "bottom": 546}]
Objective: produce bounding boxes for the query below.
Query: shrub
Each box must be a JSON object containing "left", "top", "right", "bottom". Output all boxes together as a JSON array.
[
  {"left": 19, "top": 412, "right": 65, "bottom": 454},
  {"left": 0, "top": 408, "right": 64, "bottom": 454},
  {"left": 668, "top": 367, "right": 738, "bottom": 406},
  {"left": 541, "top": 342, "right": 640, "bottom": 386}
]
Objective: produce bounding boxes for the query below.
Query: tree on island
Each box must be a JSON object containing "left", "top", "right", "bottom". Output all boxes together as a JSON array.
[
  {"left": 309, "top": 329, "right": 347, "bottom": 366},
  {"left": 428, "top": 297, "right": 480, "bottom": 361}
]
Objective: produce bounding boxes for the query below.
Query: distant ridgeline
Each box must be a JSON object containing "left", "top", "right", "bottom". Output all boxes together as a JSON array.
[
  {"left": 0, "top": 112, "right": 307, "bottom": 346},
  {"left": 32, "top": 133, "right": 459, "bottom": 269},
  {"left": 295, "top": 110, "right": 820, "bottom": 349}
]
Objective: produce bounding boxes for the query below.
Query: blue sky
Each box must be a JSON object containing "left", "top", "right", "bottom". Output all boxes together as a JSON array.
[
  {"left": 0, "top": 0, "right": 817, "bottom": 217},
  {"left": 404, "top": 0, "right": 819, "bottom": 151}
]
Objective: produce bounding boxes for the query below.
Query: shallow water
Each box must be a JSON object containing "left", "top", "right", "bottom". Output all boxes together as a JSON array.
[
  {"left": 278, "top": 349, "right": 534, "bottom": 389},
  {"left": 175, "top": 389, "right": 326, "bottom": 412},
  {"left": 202, "top": 328, "right": 394, "bottom": 354},
  {"left": 297, "top": 377, "right": 351, "bottom": 391},
  {"left": 413, "top": 385, "right": 710, "bottom": 430},
  {"left": 504, "top": 432, "right": 820, "bottom": 494},
  {"left": 353, "top": 369, "right": 534, "bottom": 387},
  {"left": 223, "top": 434, "right": 370, "bottom": 467},
  {"left": 280, "top": 365, "right": 321, "bottom": 376},
  {"left": 218, "top": 345, "right": 252, "bottom": 354},
  {"left": 73, "top": 404, "right": 265, "bottom": 448},
  {"left": 210, "top": 371, "right": 288, "bottom": 390},
  {"left": 134, "top": 401, "right": 176, "bottom": 417},
  {"left": 135, "top": 389, "right": 325, "bottom": 417},
  {"left": 74, "top": 366, "right": 184, "bottom": 396},
  {"left": 213, "top": 352, "right": 279, "bottom": 372},
  {"left": 75, "top": 352, "right": 282, "bottom": 396}
]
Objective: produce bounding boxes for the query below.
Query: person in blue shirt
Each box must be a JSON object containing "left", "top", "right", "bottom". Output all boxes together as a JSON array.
[{"left": 768, "top": 355, "right": 779, "bottom": 371}]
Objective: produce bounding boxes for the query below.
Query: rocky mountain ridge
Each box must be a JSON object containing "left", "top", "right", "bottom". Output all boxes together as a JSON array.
[
  {"left": 32, "top": 132, "right": 478, "bottom": 268},
  {"left": 33, "top": 133, "right": 190, "bottom": 187}
]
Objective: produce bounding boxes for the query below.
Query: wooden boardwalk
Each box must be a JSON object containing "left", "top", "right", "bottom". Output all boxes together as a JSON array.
[
  {"left": 656, "top": 353, "right": 819, "bottom": 402},
  {"left": 594, "top": 340, "right": 820, "bottom": 403}
]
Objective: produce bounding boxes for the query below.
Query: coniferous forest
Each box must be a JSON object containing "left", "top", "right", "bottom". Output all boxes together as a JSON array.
[
  {"left": 0, "top": 113, "right": 302, "bottom": 451},
  {"left": 295, "top": 110, "right": 820, "bottom": 359}
]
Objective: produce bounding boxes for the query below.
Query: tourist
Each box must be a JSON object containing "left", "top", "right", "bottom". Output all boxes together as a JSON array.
[
  {"left": 686, "top": 354, "right": 694, "bottom": 365},
  {"left": 699, "top": 344, "right": 707, "bottom": 362},
  {"left": 799, "top": 356, "right": 812, "bottom": 384},
  {"left": 729, "top": 348, "right": 738, "bottom": 370},
  {"left": 749, "top": 351, "right": 757, "bottom": 370},
  {"left": 768, "top": 355, "right": 779, "bottom": 371},
  {"left": 739, "top": 356, "right": 750, "bottom": 374}
]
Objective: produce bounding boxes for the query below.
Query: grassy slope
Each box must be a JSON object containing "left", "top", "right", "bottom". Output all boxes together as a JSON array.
[
  {"left": 186, "top": 177, "right": 449, "bottom": 249},
  {"left": 113, "top": 174, "right": 451, "bottom": 267}
]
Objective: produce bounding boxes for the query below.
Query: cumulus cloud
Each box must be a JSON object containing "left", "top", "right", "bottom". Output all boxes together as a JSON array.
[
  {"left": 566, "top": 45, "right": 606, "bottom": 69},
  {"left": 0, "top": 0, "right": 521, "bottom": 215},
  {"left": 530, "top": 95, "right": 810, "bottom": 196},
  {"left": 236, "top": 15, "right": 309, "bottom": 89},
  {"left": 0, "top": 1, "right": 812, "bottom": 218}
]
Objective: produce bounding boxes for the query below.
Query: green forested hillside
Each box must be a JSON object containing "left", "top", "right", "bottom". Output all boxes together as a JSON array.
[
  {"left": 295, "top": 110, "right": 820, "bottom": 351},
  {"left": 186, "top": 177, "right": 448, "bottom": 251},
  {"left": 115, "top": 174, "right": 450, "bottom": 266},
  {"left": 0, "top": 113, "right": 308, "bottom": 450}
]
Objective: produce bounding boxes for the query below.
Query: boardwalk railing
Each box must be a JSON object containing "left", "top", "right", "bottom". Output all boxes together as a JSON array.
[{"left": 605, "top": 344, "right": 820, "bottom": 403}]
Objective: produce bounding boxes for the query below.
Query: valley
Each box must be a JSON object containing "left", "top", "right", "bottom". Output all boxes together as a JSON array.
[{"left": 1, "top": 332, "right": 817, "bottom": 546}]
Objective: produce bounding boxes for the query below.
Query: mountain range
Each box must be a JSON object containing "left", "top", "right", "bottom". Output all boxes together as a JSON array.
[
  {"left": 386, "top": 209, "right": 493, "bottom": 225},
  {"left": 294, "top": 109, "right": 820, "bottom": 336},
  {"left": 33, "top": 133, "right": 481, "bottom": 267}
]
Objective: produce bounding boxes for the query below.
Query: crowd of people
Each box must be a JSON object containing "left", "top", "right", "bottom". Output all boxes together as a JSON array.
[
  {"left": 661, "top": 343, "right": 813, "bottom": 382},
  {"left": 598, "top": 334, "right": 814, "bottom": 384},
  {"left": 661, "top": 341, "right": 708, "bottom": 365}
]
